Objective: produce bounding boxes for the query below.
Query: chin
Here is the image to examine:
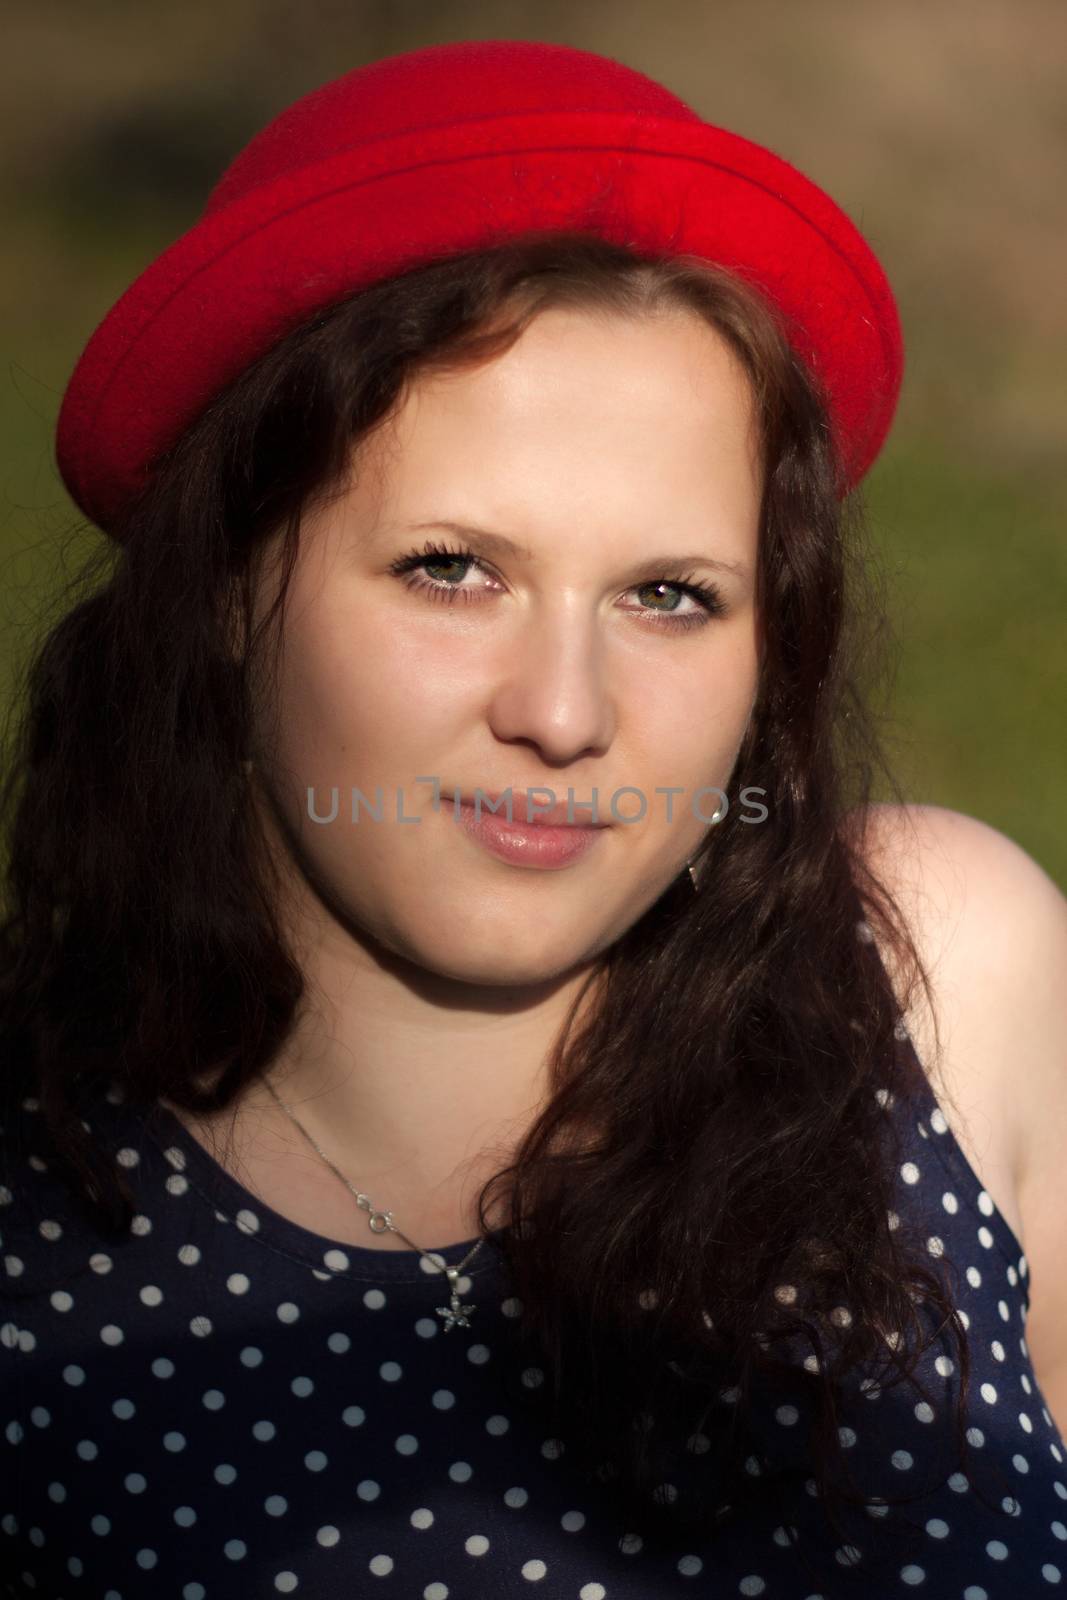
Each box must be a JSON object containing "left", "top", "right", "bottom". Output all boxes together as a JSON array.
[{"left": 383, "top": 911, "right": 612, "bottom": 990}]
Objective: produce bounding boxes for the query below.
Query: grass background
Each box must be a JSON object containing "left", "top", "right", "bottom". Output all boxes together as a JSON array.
[{"left": 2, "top": 0, "right": 1064, "bottom": 885}]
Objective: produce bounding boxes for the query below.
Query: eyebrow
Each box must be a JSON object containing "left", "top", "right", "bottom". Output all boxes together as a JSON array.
[{"left": 399, "top": 519, "right": 751, "bottom": 582}]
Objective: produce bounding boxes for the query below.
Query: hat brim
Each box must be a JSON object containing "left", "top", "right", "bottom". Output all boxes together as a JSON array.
[{"left": 55, "top": 109, "right": 903, "bottom": 535}]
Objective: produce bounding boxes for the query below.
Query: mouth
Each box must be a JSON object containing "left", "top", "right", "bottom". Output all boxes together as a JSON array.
[{"left": 451, "top": 793, "right": 608, "bottom": 870}]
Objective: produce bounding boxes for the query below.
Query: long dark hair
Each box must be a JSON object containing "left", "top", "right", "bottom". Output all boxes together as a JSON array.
[{"left": 0, "top": 230, "right": 1011, "bottom": 1584}]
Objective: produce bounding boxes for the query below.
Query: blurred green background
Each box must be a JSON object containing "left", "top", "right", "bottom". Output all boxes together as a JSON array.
[{"left": 2, "top": 0, "right": 1064, "bottom": 885}]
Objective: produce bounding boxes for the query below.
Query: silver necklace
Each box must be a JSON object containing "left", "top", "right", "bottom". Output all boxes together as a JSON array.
[{"left": 262, "top": 1075, "right": 486, "bottom": 1332}]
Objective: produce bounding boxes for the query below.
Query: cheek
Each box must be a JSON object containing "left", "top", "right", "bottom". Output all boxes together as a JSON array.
[{"left": 265, "top": 606, "right": 476, "bottom": 794}]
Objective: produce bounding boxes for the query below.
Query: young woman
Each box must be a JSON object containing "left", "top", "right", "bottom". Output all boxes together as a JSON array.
[{"left": 3, "top": 37, "right": 1066, "bottom": 1599}]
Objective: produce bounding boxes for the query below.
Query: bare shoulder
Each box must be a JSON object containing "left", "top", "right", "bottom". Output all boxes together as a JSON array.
[
  {"left": 843, "top": 803, "right": 1067, "bottom": 1380},
  {"left": 843, "top": 800, "right": 1067, "bottom": 1158}
]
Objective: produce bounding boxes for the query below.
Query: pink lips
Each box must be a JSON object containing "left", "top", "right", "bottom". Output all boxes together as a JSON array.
[{"left": 453, "top": 798, "right": 606, "bottom": 869}]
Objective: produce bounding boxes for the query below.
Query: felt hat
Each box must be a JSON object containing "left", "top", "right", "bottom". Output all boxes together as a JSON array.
[{"left": 54, "top": 38, "right": 904, "bottom": 538}]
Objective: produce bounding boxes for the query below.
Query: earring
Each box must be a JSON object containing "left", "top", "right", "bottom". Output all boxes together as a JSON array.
[{"left": 687, "top": 860, "right": 701, "bottom": 895}]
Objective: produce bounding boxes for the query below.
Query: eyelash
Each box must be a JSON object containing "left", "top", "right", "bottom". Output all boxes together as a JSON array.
[{"left": 386, "top": 540, "right": 728, "bottom": 632}]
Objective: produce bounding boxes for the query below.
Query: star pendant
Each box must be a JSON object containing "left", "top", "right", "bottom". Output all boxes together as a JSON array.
[{"left": 436, "top": 1297, "right": 476, "bottom": 1332}]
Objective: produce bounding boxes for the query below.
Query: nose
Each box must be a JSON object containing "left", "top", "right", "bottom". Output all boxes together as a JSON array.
[{"left": 483, "top": 607, "right": 616, "bottom": 765}]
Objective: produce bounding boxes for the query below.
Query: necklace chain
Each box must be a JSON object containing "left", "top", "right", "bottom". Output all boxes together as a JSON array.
[{"left": 261, "top": 1075, "right": 485, "bottom": 1331}]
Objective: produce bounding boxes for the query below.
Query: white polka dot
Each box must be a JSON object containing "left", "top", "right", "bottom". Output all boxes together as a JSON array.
[
  {"left": 677, "top": 1554, "right": 703, "bottom": 1575},
  {"left": 465, "top": 1535, "right": 489, "bottom": 1556},
  {"left": 901, "top": 1567, "right": 925, "bottom": 1585},
  {"left": 369, "top": 1554, "right": 393, "bottom": 1575},
  {"left": 987, "top": 1540, "right": 1009, "bottom": 1559},
  {"left": 411, "top": 1507, "right": 434, "bottom": 1529},
  {"left": 521, "top": 1560, "right": 547, "bottom": 1580}
]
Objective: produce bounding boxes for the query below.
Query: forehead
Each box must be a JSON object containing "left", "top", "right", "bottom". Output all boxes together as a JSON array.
[{"left": 351, "top": 305, "right": 763, "bottom": 528}]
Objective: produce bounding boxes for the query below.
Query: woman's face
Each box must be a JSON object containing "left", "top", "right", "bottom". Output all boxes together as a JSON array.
[{"left": 250, "top": 303, "right": 763, "bottom": 985}]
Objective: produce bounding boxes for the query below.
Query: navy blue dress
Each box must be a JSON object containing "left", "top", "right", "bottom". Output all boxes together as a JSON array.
[{"left": 3, "top": 952, "right": 1066, "bottom": 1596}]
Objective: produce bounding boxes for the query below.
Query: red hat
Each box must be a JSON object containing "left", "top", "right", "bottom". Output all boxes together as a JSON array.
[{"left": 55, "top": 38, "right": 904, "bottom": 538}]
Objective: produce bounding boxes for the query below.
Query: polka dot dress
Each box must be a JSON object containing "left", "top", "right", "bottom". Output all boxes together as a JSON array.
[{"left": 3, "top": 1006, "right": 1065, "bottom": 1593}]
